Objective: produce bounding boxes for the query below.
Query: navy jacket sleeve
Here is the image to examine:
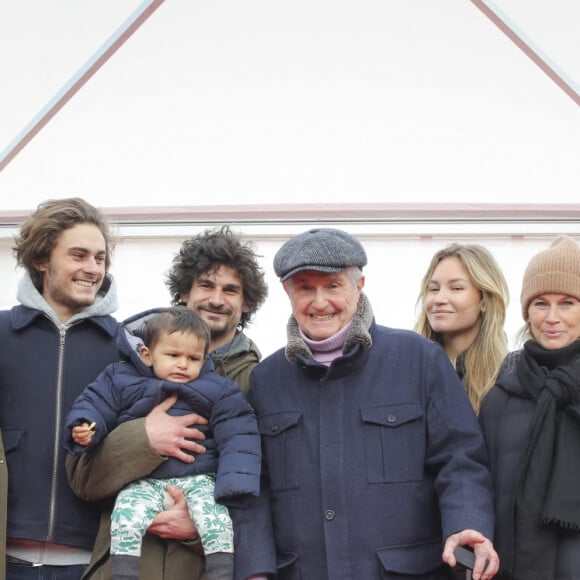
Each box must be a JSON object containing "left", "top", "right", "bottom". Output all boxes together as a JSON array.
[
  {"left": 423, "top": 346, "right": 494, "bottom": 540},
  {"left": 63, "top": 363, "right": 125, "bottom": 455},
  {"left": 204, "top": 379, "right": 261, "bottom": 502}
]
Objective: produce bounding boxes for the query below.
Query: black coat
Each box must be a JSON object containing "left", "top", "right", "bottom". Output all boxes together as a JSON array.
[{"left": 479, "top": 351, "right": 580, "bottom": 579}]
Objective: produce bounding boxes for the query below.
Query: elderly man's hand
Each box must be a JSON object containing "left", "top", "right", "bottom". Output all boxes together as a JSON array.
[{"left": 443, "top": 529, "right": 499, "bottom": 580}]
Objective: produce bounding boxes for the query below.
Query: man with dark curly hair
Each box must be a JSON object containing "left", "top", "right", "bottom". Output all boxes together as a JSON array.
[
  {"left": 67, "top": 226, "right": 268, "bottom": 579},
  {"left": 166, "top": 225, "right": 268, "bottom": 394}
]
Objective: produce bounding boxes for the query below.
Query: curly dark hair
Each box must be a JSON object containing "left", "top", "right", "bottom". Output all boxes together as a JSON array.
[
  {"left": 13, "top": 197, "right": 114, "bottom": 291},
  {"left": 166, "top": 225, "right": 268, "bottom": 329}
]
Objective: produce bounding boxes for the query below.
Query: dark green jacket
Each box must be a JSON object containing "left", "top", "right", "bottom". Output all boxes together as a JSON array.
[{"left": 210, "top": 331, "right": 261, "bottom": 395}]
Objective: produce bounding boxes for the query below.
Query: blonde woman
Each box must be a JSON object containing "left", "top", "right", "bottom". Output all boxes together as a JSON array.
[{"left": 415, "top": 243, "right": 509, "bottom": 413}]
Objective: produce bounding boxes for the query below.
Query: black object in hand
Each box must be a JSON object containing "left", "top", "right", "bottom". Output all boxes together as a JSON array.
[{"left": 454, "top": 546, "right": 475, "bottom": 570}]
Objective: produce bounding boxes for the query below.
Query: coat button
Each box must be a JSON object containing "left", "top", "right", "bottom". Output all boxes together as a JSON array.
[
  {"left": 387, "top": 414, "right": 397, "bottom": 423},
  {"left": 271, "top": 424, "right": 279, "bottom": 432},
  {"left": 324, "top": 509, "right": 336, "bottom": 521}
]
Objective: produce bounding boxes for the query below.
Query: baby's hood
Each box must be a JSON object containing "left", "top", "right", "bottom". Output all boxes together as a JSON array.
[
  {"left": 117, "top": 308, "right": 167, "bottom": 375},
  {"left": 117, "top": 307, "right": 215, "bottom": 377}
]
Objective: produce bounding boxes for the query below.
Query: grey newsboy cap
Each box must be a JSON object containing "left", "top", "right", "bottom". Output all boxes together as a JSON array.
[{"left": 274, "top": 228, "right": 368, "bottom": 281}]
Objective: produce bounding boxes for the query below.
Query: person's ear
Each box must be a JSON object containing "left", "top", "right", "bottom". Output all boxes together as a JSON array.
[{"left": 140, "top": 345, "right": 153, "bottom": 367}]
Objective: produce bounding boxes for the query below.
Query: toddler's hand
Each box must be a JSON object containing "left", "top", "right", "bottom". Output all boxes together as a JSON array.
[{"left": 71, "top": 422, "right": 96, "bottom": 447}]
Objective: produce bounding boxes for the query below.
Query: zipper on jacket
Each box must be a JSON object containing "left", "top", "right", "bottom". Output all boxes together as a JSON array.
[{"left": 47, "top": 326, "right": 67, "bottom": 541}]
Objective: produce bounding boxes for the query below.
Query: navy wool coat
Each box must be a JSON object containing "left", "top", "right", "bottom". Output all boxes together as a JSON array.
[{"left": 237, "top": 318, "right": 494, "bottom": 580}]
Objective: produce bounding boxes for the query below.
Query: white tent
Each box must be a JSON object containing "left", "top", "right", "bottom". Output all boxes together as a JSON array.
[
  {"left": 0, "top": 0, "right": 578, "bottom": 206},
  {"left": 0, "top": 1, "right": 578, "bottom": 356}
]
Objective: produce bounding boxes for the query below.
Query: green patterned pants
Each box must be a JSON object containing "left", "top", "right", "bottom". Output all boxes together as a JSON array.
[{"left": 111, "top": 474, "right": 234, "bottom": 556}]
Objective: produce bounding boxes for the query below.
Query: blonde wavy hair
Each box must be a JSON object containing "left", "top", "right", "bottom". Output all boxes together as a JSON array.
[{"left": 414, "top": 243, "right": 509, "bottom": 413}]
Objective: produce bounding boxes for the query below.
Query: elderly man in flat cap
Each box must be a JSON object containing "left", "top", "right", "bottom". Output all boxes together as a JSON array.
[{"left": 236, "top": 228, "right": 499, "bottom": 580}]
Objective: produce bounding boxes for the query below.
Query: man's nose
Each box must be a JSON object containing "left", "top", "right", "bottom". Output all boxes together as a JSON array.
[
  {"left": 208, "top": 287, "right": 224, "bottom": 305},
  {"left": 84, "top": 257, "right": 103, "bottom": 274},
  {"left": 312, "top": 288, "right": 328, "bottom": 308}
]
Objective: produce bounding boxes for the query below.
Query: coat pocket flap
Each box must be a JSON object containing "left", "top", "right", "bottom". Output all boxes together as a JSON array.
[
  {"left": 259, "top": 411, "right": 302, "bottom": 437},
  {"left": 361, "top": 403, "right": 422, "bottom": 427},
  {"left": 1, "top": 428, "right": 24, "bottom": 452},
  {"left": 377, "top": 539, "right": 442, "bottom": 575}
]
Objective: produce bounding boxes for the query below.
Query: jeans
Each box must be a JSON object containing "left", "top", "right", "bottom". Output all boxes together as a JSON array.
[{"left": 6, "top": 561, "right": 86, "bottom": 580}]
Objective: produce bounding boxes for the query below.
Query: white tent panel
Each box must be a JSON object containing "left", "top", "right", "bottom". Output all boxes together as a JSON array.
[{"left": 0, "top": 1, "right": 578, "bottom": 207}]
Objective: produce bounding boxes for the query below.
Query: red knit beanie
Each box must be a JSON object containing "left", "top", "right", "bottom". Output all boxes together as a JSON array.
[{"left": 520, "top": 235, "right": 580, "bottom": 319}]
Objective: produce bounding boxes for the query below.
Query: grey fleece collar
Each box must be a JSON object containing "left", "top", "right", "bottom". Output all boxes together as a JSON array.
[
  {"left": 16, "top": 271, "right": 119, "bottom": 328},
  {"left": 285, "top": 292, "right": 373, "bottom": 363}
]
